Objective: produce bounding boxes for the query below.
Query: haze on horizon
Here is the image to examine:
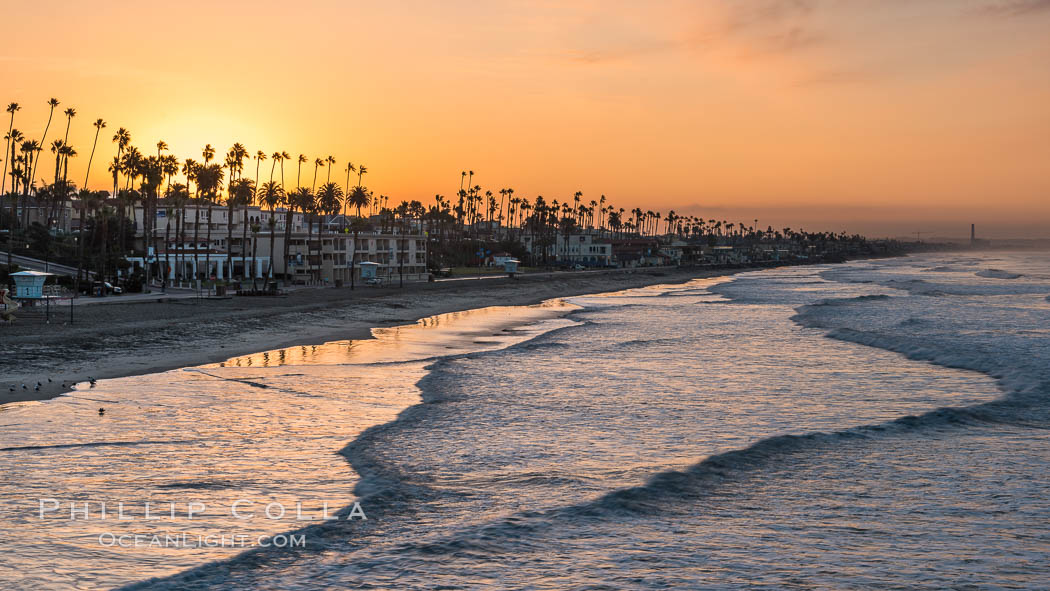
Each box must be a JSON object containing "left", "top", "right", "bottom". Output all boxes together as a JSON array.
[{"left": 2, "top": 0, "right": 1048, "bottom": 239}]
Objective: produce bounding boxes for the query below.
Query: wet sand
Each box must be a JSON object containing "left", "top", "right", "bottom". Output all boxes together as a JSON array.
[{"left": 1, "top": 267, "right": 750, "bottom": 406}]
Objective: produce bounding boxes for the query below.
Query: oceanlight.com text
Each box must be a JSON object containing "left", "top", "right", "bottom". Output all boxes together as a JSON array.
[{"left": 97, "top": 532, "right": 307, "bottom": 549}]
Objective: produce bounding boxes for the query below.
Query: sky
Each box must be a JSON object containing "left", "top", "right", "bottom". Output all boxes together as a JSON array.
[{"left": 2, "top": 0, "right": 1048, "bottom": 238}]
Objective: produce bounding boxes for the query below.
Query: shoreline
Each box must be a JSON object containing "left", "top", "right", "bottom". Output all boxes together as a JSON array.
[{"left": 0, "top": 262, "right": 832, "bottom": 406}]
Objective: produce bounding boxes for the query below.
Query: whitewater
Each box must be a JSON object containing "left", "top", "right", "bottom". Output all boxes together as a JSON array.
[{"left": 3, "top": 251, "right": 1049, "bottom": 589}]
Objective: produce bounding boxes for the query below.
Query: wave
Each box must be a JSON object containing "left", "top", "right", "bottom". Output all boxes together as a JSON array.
[
  {"left": 116, "top": 264, "right": 1046, "bottom": 589},
  {"left": 976, "top": 269, "right": 1023, "bottom": 279},
  {"left": 0, "top": 440, "right": 196, "bottom": 452}
]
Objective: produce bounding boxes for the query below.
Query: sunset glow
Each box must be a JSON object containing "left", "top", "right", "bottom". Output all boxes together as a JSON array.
[{"left": 3, "top": 0, "right": 1049, "bottom": 237}]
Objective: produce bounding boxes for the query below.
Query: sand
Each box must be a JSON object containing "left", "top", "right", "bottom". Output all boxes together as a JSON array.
[{"left": 1, "top": 266, "right": 754, "bottom": 406}]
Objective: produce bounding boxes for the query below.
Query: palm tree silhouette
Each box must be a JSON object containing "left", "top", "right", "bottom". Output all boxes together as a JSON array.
[
  {"left": 30, "top": 97, "right": 59, "bottom": 188},
  {"left": 341, "top": 161, "right": 356, "bottom": 228},
  {"left": 1, "top": 102, "right": 19, "bottom": 200},
  {"left": 75, "top": 118, "right": 107, "bottom": 291},
  {"left": 62, "top": 107, "right": 76, "bottom": 146},
  {"left": 296, "top": 154, "right": 306, "bottom": 188},
  {"left": 345, "top": 185, "right": 370, "bottom": 289},
  {"left": 253, "top": 151, "right": 266, "bottom": 201},
  {"left": 316, "top": 181, "right": 344, "bottom": 283},
  {"left": 258, "top": 181, "right": 284, "bottom": 282},
  {"left": 229, "top": 177, "right": 255, "bottom": 281},
  {"left": 325, "top": 155, "right": 336, "bottom": 183},
  {"left": 195, "top": 162, "right": 224, "bottom": 283},
  {"left": 309, "top": 157, "right": 324, "bottom": 193},
  {"left": 284, "top": 187, "right": 312, "bottom": 283}
]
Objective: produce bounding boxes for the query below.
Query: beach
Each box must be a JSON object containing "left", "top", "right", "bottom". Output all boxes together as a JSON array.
[
  {"left": 4, "top": 252, "right": 1050, "bottom": 589},
  {"left": 2, "top": 266, "right": 746, "bottom": 406}
]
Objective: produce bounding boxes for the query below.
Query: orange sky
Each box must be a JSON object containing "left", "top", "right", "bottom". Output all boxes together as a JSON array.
[{"left": 3, "top": 0, "right": 1049, "bottom": 238}]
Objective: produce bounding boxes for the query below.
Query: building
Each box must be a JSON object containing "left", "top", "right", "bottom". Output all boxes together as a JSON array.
[
  {"left": 520, "top": 231, "right": 613, "bottom": 266},
  {"left": 127, "top": 203, "right": 428, "bottom": 286},
  {"left": 610, "top": 238, "right": 667, "bottom": 267}
]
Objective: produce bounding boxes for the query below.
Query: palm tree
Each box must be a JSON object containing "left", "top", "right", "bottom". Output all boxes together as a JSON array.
[
  {"left": 316, "top": 181, "right": 343, "bottom": 283},
  {"left": 253, "top": 150, "right": 266, "bottom": 195},
  {"left": 278, "top": 150, "right": 290, "bottom": 189},
  {"left": 296, "top": 154, "right": 306, "bottom": 188},
  {"left": 82, "top": 119, "right": 106, "bottom": 190},
  {"left": 182, "top": 158, "right": 203, "bottom": 282},
  {"left": 342, "top": 161, "right": 356, "bottom": 228},
  {"left": 257, "top": 181, "right": 284, "bottom": 282},
  {"left": 222, "top": 144, "right": 247, "bottom": 280},
  {"left": 111, "top": 128, "right": 130, "bottom": 213},
  {"left": 229, "top": 177, "right": 255, "bottom": 282},
  {"left": 345, "top": 185, "right": 371, "bottom": 288},
  {"left": 164, "top": 182, "right": 188, "bottom": 284},
  {"left": 325, "top": 155, "right": 336, "bottom": 183},
  {"left": 195, "top": 162, "right": 225, "bottom": 284},
  {"left": 62, "top": 107, "right": 76, "bottom": 146},
  {"left": 2, "top": 102, "right": 20, "bottom": 200},
  {"left": 72, "top": 118, "right": 106, "bottom": 293},
  {"left": 4, "top": 127, "right": 24, "bottom": 254},
  {"left": 30, "top": 98, "right": 59, "bottom": 188},
  {"left": 269, "top": 151, "right": 280, "bottom": 185},
  {"left": 311, "top": 157, "right": 323, "bottom": 192},
  {"left": 346, "top": 184, "right": 370, "bottom": 219},
  {"left": 284, "top": 187, "right": 311, "bottom": 283},
  {"left": 19, "top": 139, "right": 41, "bottom": 228}
]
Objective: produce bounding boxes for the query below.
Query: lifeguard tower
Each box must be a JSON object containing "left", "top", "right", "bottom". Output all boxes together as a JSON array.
[
  {"left": 359, "top": 261, "right": 381, "bottom": 285},
  {"left": 503, "top": 258, "right": 521, "bottom": 278},
  {"left": 10, "top": 270, "right": 53, "bottom": 300}
]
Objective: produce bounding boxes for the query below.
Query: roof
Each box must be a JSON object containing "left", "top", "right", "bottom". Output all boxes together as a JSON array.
[{"left": 11, "top": 271, "right": 55, "bottom": 277}]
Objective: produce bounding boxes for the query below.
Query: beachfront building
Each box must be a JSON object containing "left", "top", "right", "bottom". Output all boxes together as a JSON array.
[
  {"left": 127, "top": 203, "right": 427, "bottom": 285},
  {"left": 520, "top": 231, "right": 614, "bottom": 267},
  {"left": 610, "top": 238, "right": 669, "bottom": 267}
]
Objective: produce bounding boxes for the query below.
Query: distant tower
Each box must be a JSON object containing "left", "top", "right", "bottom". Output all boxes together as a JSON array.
[{"left": 971, "top": 223, "right": 975, "bottom": 245}]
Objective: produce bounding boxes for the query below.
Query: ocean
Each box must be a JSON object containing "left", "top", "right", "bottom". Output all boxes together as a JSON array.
[{"left": 2, "top": 251, "right": 1048, "bottom": 589}]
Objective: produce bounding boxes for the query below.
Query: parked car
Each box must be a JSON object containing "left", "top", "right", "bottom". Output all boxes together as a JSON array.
[
  {"left": 365, "top": 277, "right": 384, "bottom": 286},
  {"left": 89, "top": 281, "right": 123, "bottom": 295},
  {"left": 433, "top": 267, "right": 453, "bottom": 278},
  {"left": 573, "top": 264, "right": 586, "bottom": 271}
]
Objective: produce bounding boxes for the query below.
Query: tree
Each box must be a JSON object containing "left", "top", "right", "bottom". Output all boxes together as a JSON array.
[
  {"left": 257, "top": 181, "right": 284, "bottom": 282},
  {"left": 30, "top": 98, "right": 59, "bottom": 188},
  {"left": 110, "top": 129, "right": 130, "bottom": 245},
  {"left": 229, "top": 177, "right": 255, "bottom": 281},
  {"left": 19, "top": 139, "right": 41, "bottom": 228},
  {"left": 285, "top": 187, "right": 313, "bottom": 282},
  {"left": 62, "top": 107, "right": 76, "bottom": 146},
  {"left": 179, "top": 158, "right": 198, "bottom": 283},
  {"left": 82, "top": 119, "right": 106, "bottom": 190},
  {"left": 195, "top": 162, "right": 225, "bottom": 283},
  {"left": 311, "top": 157, "right": 323, "bottom": 192},
  {"left": 344, "top": 186, "right": 371, "bottom": 289},
  {"left": 225, "top": 144, "right": 248, "bottom": 279},
  {"left": 1, "top": 102, "right": 19, "bottom": 200},
  {"left": 325, "top": 155, "right": 336, "bottom": 183},
  {"left": 342, "top": 161, "right": 356, "bottom": 228},
  {"left": 75, "top": 118, "right": 106, "bottom": 293},
  {"left": 164, "top": 183, "right": 189, "bottom": 283},
  {"left": 316, "top": 182, "right": 343, "bottom": 283}
]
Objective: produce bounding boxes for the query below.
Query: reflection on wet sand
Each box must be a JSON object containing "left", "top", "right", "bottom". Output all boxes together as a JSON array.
[{"left": 217, "top": 300, "right": 578, "bottom": 369}]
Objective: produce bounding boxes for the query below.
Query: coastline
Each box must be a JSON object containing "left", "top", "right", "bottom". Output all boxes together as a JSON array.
[{"left": 0, "top": 263, "right": 814, "bottom": 406}]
